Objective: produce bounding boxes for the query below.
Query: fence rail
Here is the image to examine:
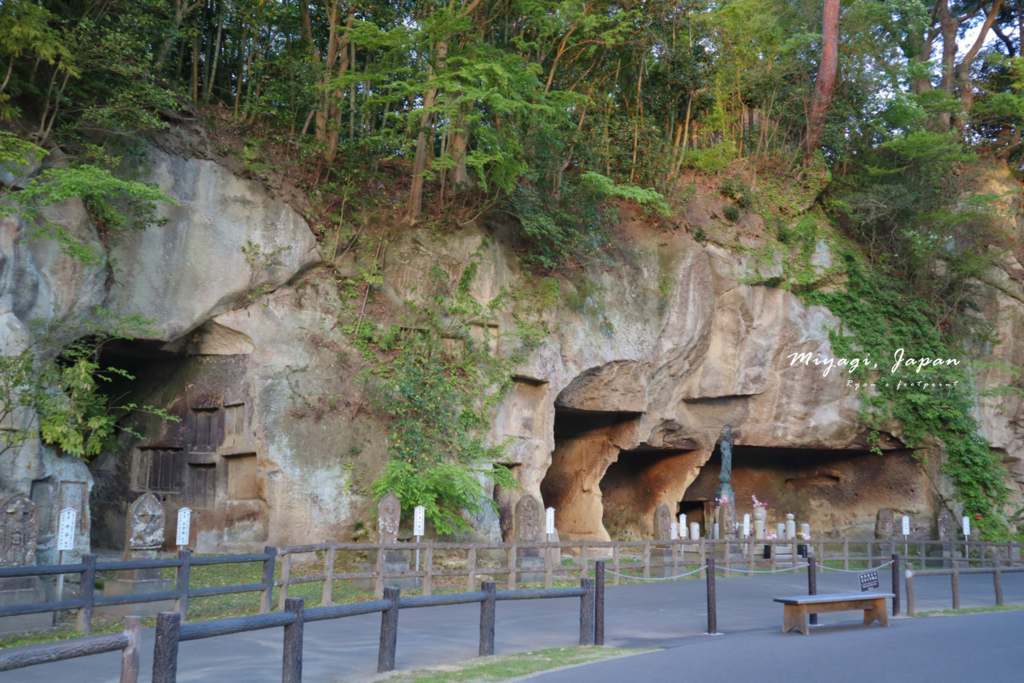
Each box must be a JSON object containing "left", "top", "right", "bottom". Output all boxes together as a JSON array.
[
  {"left": 150, "top": 569, "right": 602, "bottom": 683},
  {"left": 0, "top": 615, "right": 141, "bottom": 681},
  {"left": 905, "top": 562, "right": 1024, "bottom": 614}
]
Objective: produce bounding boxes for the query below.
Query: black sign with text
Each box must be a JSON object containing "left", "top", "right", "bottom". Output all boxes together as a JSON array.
[{"left": 859, "top": 570, "right": 880, "bottom": 591}]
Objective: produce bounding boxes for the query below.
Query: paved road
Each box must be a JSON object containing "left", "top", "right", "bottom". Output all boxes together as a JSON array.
[{"left": 5, "top": 569, "right": 1022, "bottom": 682}]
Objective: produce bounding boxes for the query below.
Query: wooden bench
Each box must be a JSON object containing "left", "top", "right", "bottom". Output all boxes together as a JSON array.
[{"left": 773, "top": 593, "right": 893, "bottom": 635}]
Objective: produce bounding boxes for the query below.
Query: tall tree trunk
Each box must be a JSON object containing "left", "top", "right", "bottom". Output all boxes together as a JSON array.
[
  {"left": 956, "top": 0, "right": 1004, "bottom": 129},
  {"left": 204, "top": 10, "right": 224, "bottom": 104},
  {"left": 805, "top": 0, "right": 841, "bottom": 165},
  {"left": 408, "top": 43, "right": 444, "bottom": 222}
]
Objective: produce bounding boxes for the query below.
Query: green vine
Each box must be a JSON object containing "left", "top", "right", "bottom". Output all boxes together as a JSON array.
[{"left": 803, "top": 254, "right": 1012, "bottom": 540}]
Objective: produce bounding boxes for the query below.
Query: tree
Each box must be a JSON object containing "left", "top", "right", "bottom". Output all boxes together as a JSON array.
[{"left": 805, "top": 0, "right": 840, "bottom": 164}]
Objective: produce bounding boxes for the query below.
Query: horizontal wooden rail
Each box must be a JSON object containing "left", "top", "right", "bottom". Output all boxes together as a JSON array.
[
  {"left": 179, "top": 612, "right": 296, "bottom": 641},
  {"left": 0, "top": 616, "right": 141, "bottom": 682}
]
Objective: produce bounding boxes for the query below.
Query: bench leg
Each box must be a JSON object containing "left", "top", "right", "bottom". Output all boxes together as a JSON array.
[
  {"left": 863, "top": 609, "right": 876, "bottom": 626},
  {"left": 875, "top": 598, "right": 889, "bottom": 627},
  {"left": 783, "top": 605, "right": 809, "bottom": 635}
]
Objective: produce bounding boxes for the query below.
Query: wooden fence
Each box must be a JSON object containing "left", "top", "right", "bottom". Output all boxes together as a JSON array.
[
  {"left": 905, "top": 563, "right": 1024, "bottom": 615},
  {"left": 0, "top": 615, "right": 142, "bottom": 681},
  {"left": 275, "top": 537, "right": 1024, "bottom": 600}
]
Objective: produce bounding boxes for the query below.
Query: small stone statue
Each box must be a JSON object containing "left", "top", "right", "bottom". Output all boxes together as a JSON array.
[
  {"left": 0, "top": 493, "right": 39, "bottom": 567},
  {"left": 377, "top": 492, "right": 401, "bottom": 544},
  {"left": 937, "top": 508, "right": 957, "bottom": 541},
  {"left": 874, "top": 507, "right": 895, "bottom": 540},
  {"left": 515, "top": 495, "right": 541, "bottom": 542},
  {"left": 719, "top": 501, "right": 737, "bottom": 535},
  {"left": 127, "top": 492, "right": 165, "bottom": 553},
  {"left": 715, "top": 425, "right": 735, "bottom": 505},
  {"left": 653, "top": 504, "right": 672, "bottom": 540}
]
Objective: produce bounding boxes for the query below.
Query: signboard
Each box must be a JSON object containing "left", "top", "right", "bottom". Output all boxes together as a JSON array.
[
  {"left": 962, "top": 516, "right": 971, "bottom": 538},
  {"left": 743, "top": 514, "right": 751, "bottom": 537},
  {"left": 176, "top": 507, "right": 192, "bottom": 547},
  {"left": 670, "top": 521, "right": 678, "bottom": 540},
  {"left": 413, "top": 506, "right": 425, "bottom": 537},
  {"left": 57, "top": 508, "right": 77, "bottom": 551},
  {"left": 545, "top": 507, "right": 555, "bottom": 535},
  {"left": 859, "top": 570, "right": 880, "bottom": 592},
  {"left": 901, "top": 515, "right": 910, "bottom": 536}
]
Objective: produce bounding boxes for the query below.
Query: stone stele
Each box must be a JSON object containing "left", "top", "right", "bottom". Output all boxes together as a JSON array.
[
  {"left": 719, "top": 501, "right": 737, "bottom": 535},
  {"left": 937, "top": 508, "right": 957, "bottom": 541},
  {"left": 515, "top": 495, "right": 541, "bottom": 542},
  {"left": 127, "top": 492, "right": 165, "bottom": 553},
  {"left": 377, "top": 492, "right": 400, "bottom": 544},
  {"left": 874, "top": 507, "right": 895, "bottom": 540},
  {"left": 0, "top": 493, "right": 39, "bottom": 568},
  {"left": 653, "top": 503, "right": 672, "bottom": 541}
]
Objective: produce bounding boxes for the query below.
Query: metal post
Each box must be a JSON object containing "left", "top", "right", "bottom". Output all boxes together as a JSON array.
[
  {"left": 951, "top": 561, "right": 960, "bottom": 610},
  {"left": 994, "top": 566, "right": 1004, "bottom": 606},
  {"left": 322, "top": 540, "right": 335, "bottom": 607},
  {"left": 153, "top": 611, "right": 182, "bottom": 683},
  {"left": 595, "top": 561, "right": 605, "bottom": 646},
  {"left": 77, "top": 554, "right": 96, "bottom": 635},
  {"left": 706, "top": 558, "right": 717, "bottom": 635},
  {"left": 906, "top": 568, "right": 915, "bottom": 616},
  {"left": 892, "top": 553, "right": 900, "bottom": 616},
  {"left": 120, "top": 615, "right": 141, "bottom": 683},
  {"left": 479, "top": 581, "right": 496, "bottom": 657},
  {"left": 808, "top": 556, "right": 818, "bottom": 625},
  {"left": 579, "top": 578, "right": 595, "bottom": 646},
  {"left": 377, "top": 587, "right": 400, "bottom": 673},
  {"left": 260, "top": 546, "right": 277, "bottom": 614},
  {"left": 282, "top": 597, "right": 304, "bottom": 683},
  {"left": 175, "top": 550, "right": 191, "bottom": 621}
]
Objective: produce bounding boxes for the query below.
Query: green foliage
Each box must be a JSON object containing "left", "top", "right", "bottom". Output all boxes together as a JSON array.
[
  {"left": 580, "top": 172, "right": 671, "bottom": 216},
  {"left": 722, "top": 204, "right": 740, "bottom": 222},
  {"left": 0, "top": 312, "right": 178, "bottom": 460},
  {"left": 239, "top": 240, "right": 293, "bottom": 306},
  {"left": 803, "top": 256, "right": 1011, "bottom": 540},
  {"left": 360, "top": 261, "right": 537, "bottom": 535}
]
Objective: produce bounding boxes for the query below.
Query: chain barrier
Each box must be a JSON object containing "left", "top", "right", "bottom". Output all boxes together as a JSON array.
[
  {"left": 721, "top": 563, "right": 810, "bottom": 574},
  {"left": 817, "top": 560, "right": 894, "bottom": 573},
  {"left": 604, "top": 566, "right": 705, "bottom": 581}
]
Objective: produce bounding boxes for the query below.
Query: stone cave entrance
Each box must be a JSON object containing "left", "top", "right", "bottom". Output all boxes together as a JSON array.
[{"left": 679, "top": 445, "right": 930, "bottom": 537}]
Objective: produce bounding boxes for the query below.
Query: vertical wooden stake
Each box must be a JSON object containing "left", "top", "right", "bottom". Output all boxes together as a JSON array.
[
  {"left": 374, "top": 545, "right": 385, "bottom": 599},
  {"left": 951, "top": 561, "right": 960, "bottom": 610},
  {"left": 322, "top": 540, "right": 336, "bottom": 607},
  {"left": 906, "top": 568, "right": 915, "bottom": 616},
  {"left": 994, "top": 566, "right": 1004, "bottom": 606},
  {"left": 643, "top": 541, "right": 651, "bottom": 580},
  {"left": 544, "top": 539, "right": 553, "bottom": 589},
  {"left": 260, "top": 547, "right": 277, "bottom": 614},
  {"left": 278, "top": 553, "right": 292, "bottom": 611},
  {"left": 612, "top": 545, "right": 620, "bottom": 586},
  {"left": 282, "top": 597, "right": 304, "bottom": 683},
  {"left": 424, "top": 543, "right": 433, "bottom": 597},
  {"left": 580, "top": 544, "right": 589, "bottom": 581},
  {"left": 377, "top": 587, "right": 400, "bottom": 673},
  {"left": 891, "top": 553, "right": 900, "bottom": 616},
  {"left": 579, "top": 578, "right": 595, "bottom": 646},
  {"left": 175, "top": 550, "right": 191, "bottom": 622},
  {"left": 479, "top": 581, "right": 496, "bottom": 657},
  {"left": 699, "top": 538, "right": 706, "bottom": 578},
  {"left": 808, "top": 557, "right": 818, "bottom": 625},
  {"left": 508, "top": 545, "right": 517, "bottom": 590},
  {"left": 467, "top": 546, "right": 476, "bottom": 592},
  {"left": 77, "top": 554, "right": 96, "bottom": 635},
  {"left": 843, "top": 537, "right": 849, "bottom": 571},
  {"left": 152, "top": 611, "right": 181, "bottom": 683},
  {"left": 594, "top": 561, "right": 605, "bottom": 646},
  {"left": 120, "top": 615, "right": 141, "bottom": 683},
  {"left": 706, "top": 558, "right": 717, "bottom": 635}
]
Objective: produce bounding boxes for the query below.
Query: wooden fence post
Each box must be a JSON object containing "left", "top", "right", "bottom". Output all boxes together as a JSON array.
[
  {"left": 808, "top": 556, "right": 818, "bottom": 625},
  {"left": 951, "top": 561, "right": 960, "bottom": 609},
  {"left": 994, "top": 565, "right": 1004, "bottom": 606},
  {"left": 377, "top": 587, "right": 400, "bottom": 673},
  {"left": 282, "top": 597, "right": 304, "bottom": 683},
  {"left": 322, "top": 540, "right": 336, "bottom": 607},
  {"left": 843, "top": 537, "right": 849, "bottom": 571},
  {"left": 706, "top": 558, "right": 717, "bottom": 635},
  {"left": 580, "top": 544, "right": 589, "bottom": 581},
  {"left": 891, "top": 553, "right": 900, "bottom": 616},
  {"left": 120, "top": 615, "right": 141, "bottom": 683},
  {"left": 508, "top": 545, "right": 517, "bottom": 590},
  {"left": 374, "top": 545, "right": 385, "bottom": 599},
  {"left": 278, "top": 552, "right": 292, "bottom": 611},
  {"left": 595, "top": 561, "right": 605, "bottom": 646},
  {"left": 698, "top": 538, "right": 706, "bottom": 578},
  {"left": 643, "top": 541, "right": 651, "bottom": 580},
  {"left": 479, "top": 581, "right": 496, "bottom": 657},
  {"left": 260, "top": 547, "right": 277, "bottom": 613},
  {"left": 152, "top": 611, "right": 181, "bottom": 683},
  {"left": 76, "top": 554, "right": 95, "bottom": 635},
  {"left": 467, "top": 546, "right": 476, "bottom": 592},
  {"left": 906, "top": 568, "right": 915, "bottom": 616},
  {"left": 174, "top": 550, "right": 191, "bottom": 622},
  {"left": 579, "top": 578, "right": 595, "bottom": 646},
  {"left": 612, "top": 545, "right": 620, "bottom": 586},
  {"left": 424, "top": 543, "right": 433, "bottom": 596}
]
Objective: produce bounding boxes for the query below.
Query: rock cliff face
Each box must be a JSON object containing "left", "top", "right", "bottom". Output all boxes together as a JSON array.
[{"left": 2, "top": 144, "right": 1019, "bottom": 555}]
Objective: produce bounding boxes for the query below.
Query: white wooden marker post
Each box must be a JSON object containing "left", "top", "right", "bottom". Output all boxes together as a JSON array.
[
  {"left": 962, "top": 516, "right": 971, "bottom": 539},
  {"left": 679, "top": 514, "right": 687, "bottom": 540},
  {"left": 177, "top": 507, "right": 192, "bottom": 551},
  {"left": 56, "top": 508, "right": 77, "bottom": 602},
  {"left": 902, "top": 515, "right": 910, "bottom": 556},
  {"left": 545, "top": 507, "right": 555, "bottom": 539},
  {"left": 743, "top": 513, "right": 751, "bottom": 538},
  {"left": 670, "top": 521, "right": 678, "bottom": 540},
  {"left": 413, "top": 505, "right": 425, "bottom": 572}
]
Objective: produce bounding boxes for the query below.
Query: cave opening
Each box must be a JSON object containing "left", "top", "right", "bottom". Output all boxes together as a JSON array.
[
  {"left": 539, "top": 407, "right": 642, "bottom": 542},
  {"left": 679, "top": 445, "right": 928, "bottom": 538}
]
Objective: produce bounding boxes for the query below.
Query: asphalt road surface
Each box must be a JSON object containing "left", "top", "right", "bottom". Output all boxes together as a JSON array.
[{"left": 4, "top": 568, "right": 1022, "bottom": 682}]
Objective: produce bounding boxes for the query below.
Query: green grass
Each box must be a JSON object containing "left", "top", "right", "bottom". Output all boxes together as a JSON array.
[
  {"left": 379, "top": 646, "right": 647, "bottom": 682},
  {"left": 912, "top": 604, "right": 1024, "bottom": 617}
]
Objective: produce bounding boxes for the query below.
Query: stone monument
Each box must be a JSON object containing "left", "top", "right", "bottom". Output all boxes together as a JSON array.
[
  {"left": 718, "top": 501, "right": 737, "bottom": 537},
  {"left": 651, "top": 503, "right": 674, "bottom": 577},
  {"left": 714, "top": 425, "right": 735, "bottom": 505},
  {"left": 0, "top": 493, "right": 51, "bottom": 634},
  {"left": 937, "top": 508, "right": 957, "bottom": 566},
  {"left": 515, "top": 495, "right": 545, "bottom": 582},
  {"left": 98, "top": 493, "right": 174, "bottom": 617},
  {"left": 874, "top": 507, "right": 895, "bottom": 539},
  {"left": 359, "top": 492, "right": 416, "bottom": 589}
]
